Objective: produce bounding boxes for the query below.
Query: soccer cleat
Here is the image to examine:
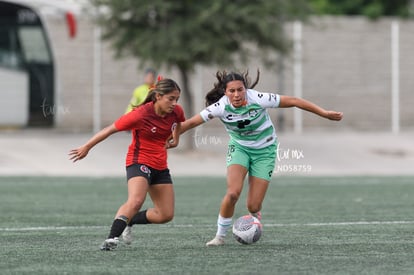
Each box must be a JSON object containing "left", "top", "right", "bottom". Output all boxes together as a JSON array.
[
  {"left": 206, "top": 236, "right": 225, "bottom": 247},
  {"left": 100, "top": 237, "right": 119, "bottom": 251},
  {"left": 122, "top": 226, "right": 133, "bottom": 245}
]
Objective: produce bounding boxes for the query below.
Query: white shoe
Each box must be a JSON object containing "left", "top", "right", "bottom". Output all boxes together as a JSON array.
[
  {"left": 100, "top": 237, "right": 119, "bottom": 251},
  {"left": 251, "top": 211, "right": 262, "bottom": 221},
  {"left": 206, "top": 236, "right": 225, "bottom": 247},
  {"left": 122, "top": 226, "right": 133, "bottom": 245}
]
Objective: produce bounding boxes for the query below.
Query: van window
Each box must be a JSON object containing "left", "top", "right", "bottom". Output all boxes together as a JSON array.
[{"left": 18, "top": 26, "right": 51, "bottom": 64}]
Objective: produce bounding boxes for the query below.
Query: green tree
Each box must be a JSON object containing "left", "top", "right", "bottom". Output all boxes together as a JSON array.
[
  {"left": 310, "top": 0, "right": 414, "bottom": 19},
  {"left": 92, "top": 0, "right": 309, "bottom": 122}
]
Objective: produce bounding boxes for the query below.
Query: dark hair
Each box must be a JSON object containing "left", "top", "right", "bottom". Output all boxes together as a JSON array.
[
  {"left": 140, "top": 78, "right": 181, "bottom": 106},
  {"left": 205, "top": 69, "right": 260, "bottom": 106},
  {"left": 145, "top": 68, "right": 157, "bottom": 76}
]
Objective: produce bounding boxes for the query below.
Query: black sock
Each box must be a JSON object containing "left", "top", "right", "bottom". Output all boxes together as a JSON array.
[
  {"left": 129, "top": 210, "right": 151, "bottom": 225},
  {"left": 107, "top": 216, "right": 128, "bottom": 239}
]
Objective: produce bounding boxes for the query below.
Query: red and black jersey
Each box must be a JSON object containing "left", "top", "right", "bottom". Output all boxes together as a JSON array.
[{"left": 114, "top": 102, "right": 185, "bottom": 170}]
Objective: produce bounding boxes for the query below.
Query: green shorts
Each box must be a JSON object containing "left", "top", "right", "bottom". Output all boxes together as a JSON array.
[{"left": 226, "top": 140, "right": 277, "bottom": 181}]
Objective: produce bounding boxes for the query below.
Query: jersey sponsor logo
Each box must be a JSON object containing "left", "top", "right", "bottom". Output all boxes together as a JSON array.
[
  {"left": 240, "top": 131, "right": 254, "bottom": 136},
  {"left": 140, "top": 165, "right": 151, "bottom": 174},
  {"left": 237, "top": 119, "right": 251, "bottom": 129},
  {"left": 258, "top": 93, "right": 264, "bottom": 98},
  {"left": 151, "top": 127, "right": 157, "bottom": 133},
  {"left": 268, "top": 170, "right": 273, "bottom": 178},
  {"left": 214, "top": 102, "right": 220, "bottom": 107},
  {"left": 224, "top": 113, "right": 244, "bottom": 120}
]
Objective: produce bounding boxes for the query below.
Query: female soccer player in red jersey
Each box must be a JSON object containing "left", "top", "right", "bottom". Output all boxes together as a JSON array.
[{"left": 69, "top": 78, "right": 185, "bottom": 251}]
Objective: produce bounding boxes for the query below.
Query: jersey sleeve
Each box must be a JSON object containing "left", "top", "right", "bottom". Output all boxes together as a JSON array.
[
  {"left": 114, "top": 107, "right": 143, "bottom": 131},
  {"left": 175, "top": 105, "right": 186, "bottom": 122},
  {"left": 199, "top": 99, "right": 225, "bottom": 122},
  {"left": 249, "top": 89, "right": 280, "bottom": 108}
]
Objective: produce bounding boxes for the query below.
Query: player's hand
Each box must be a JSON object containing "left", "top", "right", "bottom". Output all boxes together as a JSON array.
[
  {"left": 165, "top": 133, "right": 180, "bottom": 149},
  {"left": 69, "top": 146, "right": 89, "bottom": 162},
  {"left": 165, "top": 136, "right": 178, "bottom": 149},
  {"left": 324, "top": 111, "right": 343, "bottom": 121}
]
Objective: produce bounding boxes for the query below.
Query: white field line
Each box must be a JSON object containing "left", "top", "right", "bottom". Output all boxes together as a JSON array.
[
  {"left": 1, "top": 220, "right": 414, "bottom": 232},
  {"left": 266, "top": 220, "right": 414, "bottom": 227},
  {"left": 0, "top": 226, "right": 106, "bottom": 232}
]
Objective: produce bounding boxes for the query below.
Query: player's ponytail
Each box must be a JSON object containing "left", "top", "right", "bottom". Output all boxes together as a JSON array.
[
  {"left": 141, "top": 88, "right": 157, "bottom": 105},
  {"left": 205, "top": 69, "right": 260, "bottom": 106}
]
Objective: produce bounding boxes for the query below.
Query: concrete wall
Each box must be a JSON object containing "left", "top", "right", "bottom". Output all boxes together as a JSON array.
[
  {"left": 44, "top": 16, "right": 414, "bottom": 132},
  {"left": 289, "top": 17, "right": 413, "bottom": 132}
]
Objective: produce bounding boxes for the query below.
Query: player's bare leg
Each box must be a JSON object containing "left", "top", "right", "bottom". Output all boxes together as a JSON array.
[
  {"left": 147, "top": 184, "right": 175, "bottom": 223},
  {"left": 246, "top": 176, "right": 270, "bottom": 221},
  {"left": 206, "top": 164, "right": 247, "bottom": 246},
  {"left": 103, "top": 177, "right": 148, "bottom": 250},
  {"left": 123, "top": 183, "right": 174, "bottom": 245}
]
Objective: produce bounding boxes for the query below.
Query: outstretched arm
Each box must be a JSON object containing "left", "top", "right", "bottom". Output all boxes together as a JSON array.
[
  {"left": 279, "top": 95, "right": 343, "bottom": 121},
  {"left": 69, "top": 124, "right": 119, "bottom": 162},
  {"left": 180, "top": 114, "right": 206, "bottom": 134}
]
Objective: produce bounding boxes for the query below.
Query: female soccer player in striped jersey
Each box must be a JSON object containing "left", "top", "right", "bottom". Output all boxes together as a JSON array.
[
  {"left": 180, "top": 71, "right": 343, "bottom": 246},
  {"left": 69, "top": 78, "right": 185, "bottom": 250}
]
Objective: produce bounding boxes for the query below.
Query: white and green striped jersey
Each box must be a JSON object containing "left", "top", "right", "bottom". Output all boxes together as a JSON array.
[{"left": 200, "top": 89, "right": 280, "bottom": 149}]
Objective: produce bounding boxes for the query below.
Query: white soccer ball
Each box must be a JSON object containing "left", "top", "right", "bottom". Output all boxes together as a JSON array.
[{"left": 232, "top": 215, "right": 262, "bottom": 244}]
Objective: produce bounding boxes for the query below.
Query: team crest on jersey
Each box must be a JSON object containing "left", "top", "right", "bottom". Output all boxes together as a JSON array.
[
  {"left": 248, "top": 110, "right": 258, "bottom": 117},
  {"left": 140, "top": 165, "right": 150, "bottom": 174},
  {"left": 151, "top": 127, "right": 157, "bottom": 133}
]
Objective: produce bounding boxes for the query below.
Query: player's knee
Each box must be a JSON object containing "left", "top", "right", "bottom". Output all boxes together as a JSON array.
[
  {"left": 247, "top": 202, "right": 262, "bottom": 214},
  {"left": 163, "top": 213, "right": 174, "bottom": 223},
  {"left": 159, "top": 211, "right": 174, "bottom": 223},
  {"left": 151, "top": 207, "right": 174, "bottom": 223}
]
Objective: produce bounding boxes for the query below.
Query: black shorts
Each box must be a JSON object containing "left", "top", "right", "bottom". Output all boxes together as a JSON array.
[{"left": 126, "top": 164, "right": 173, "bottom": 185}]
